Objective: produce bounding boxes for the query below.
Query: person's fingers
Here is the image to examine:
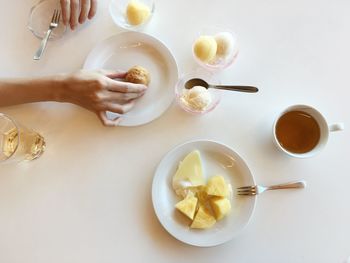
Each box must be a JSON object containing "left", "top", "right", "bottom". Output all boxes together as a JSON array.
[
  {"left": 107, "top": 71, "right": 127, "bottom": 79},
  {"left": 97, "top": 69, "right": 127, "bottom": 79},
  {"left": 60, "top": 0, "right": 70, "bottom": 25},
  {"left": 107, "top": 80, "right": 147, "bottom": 93},
  {"left": 69, "top": 0, "right": 79, "bottom": 30},
  {"left": 105, "top": 90, "right": 145, "bottom": 103},
  {"left": 79, "top": 0, "right": 90, "bottom": 24},
  {"left": 104, "top": 101, "right": 136, "bottom": 114},
  {"left": 88, "top": 0, "right": 97, "bottom": 19},
  {"left": 98, "top": 111, "right": 121, "bottom": 127}
]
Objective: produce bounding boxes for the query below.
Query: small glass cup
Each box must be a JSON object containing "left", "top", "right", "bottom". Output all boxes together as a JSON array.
[
  {"left": 28, "top": 0, "right": 66, "bottom": 40},
  {"left": 109, "top": 0, "right": 155, "bottom": 31},
  {"left": 0, "top": 114, "right": 46, "bottom": 163},
  {"left": 175, "top": 70, "right": 221, "bottom": 115},
  {"left": 192, "top": 26, "right": 239, "bottom": 71}
]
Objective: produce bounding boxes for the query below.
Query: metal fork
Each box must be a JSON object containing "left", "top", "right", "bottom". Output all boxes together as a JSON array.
[
  {"left": 237, "top": 180, "right": 306, "bottom": 196},
  {"left": 33, "top": 9, "right": 61, "bottom": 60}
]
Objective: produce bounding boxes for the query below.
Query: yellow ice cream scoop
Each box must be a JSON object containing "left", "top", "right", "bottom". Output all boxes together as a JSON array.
[
  {"left": 193, "top": 36, "right": 217, "bottom": 63},
  {"left": 126, "top": 1, "right": 151, "bottom": 26}
]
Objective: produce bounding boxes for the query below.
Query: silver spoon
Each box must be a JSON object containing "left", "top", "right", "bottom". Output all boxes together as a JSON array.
[{"left": 185, "top": 78, "right": 258, "bottom": 93}]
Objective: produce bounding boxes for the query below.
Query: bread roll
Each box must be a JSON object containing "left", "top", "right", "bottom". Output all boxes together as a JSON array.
[{"left": 125, "top": 66, "right": 150, "bottom": 85}]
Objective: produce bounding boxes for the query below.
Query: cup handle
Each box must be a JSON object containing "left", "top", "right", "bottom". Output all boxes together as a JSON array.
[{"left": 329, "top": 123, "right": 345, "bottom": 132}]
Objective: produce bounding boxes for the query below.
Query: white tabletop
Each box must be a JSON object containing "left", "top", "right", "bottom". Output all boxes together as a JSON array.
[{"left": 1, "top": 0, "right": 350, "bottom": 262}]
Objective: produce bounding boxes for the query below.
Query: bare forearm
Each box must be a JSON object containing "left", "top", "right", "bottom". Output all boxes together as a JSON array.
[
  {"left": 0, "top": 70, "right": 147, "bottom": 126},
  {"left": 0, "top": 76, "right": 64, "bottom": 107}
]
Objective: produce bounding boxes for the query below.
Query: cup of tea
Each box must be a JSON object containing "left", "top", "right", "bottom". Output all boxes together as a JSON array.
[{"left": 273, "top": 105, "right": 344, "bottom": 158}]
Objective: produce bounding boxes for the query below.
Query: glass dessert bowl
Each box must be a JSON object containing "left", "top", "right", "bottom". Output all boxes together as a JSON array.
[
  {"left": 109, "top": 0, "right": 155, "bottom": 31},
  {"left": 192, "top": 27, "right": 239, "bottom": 71},
  {"left": 175, "top": 71, "right": 221, "bottom": 115},
  {"left": 28, "top": 0, "right": 67, "bottom": 40}
]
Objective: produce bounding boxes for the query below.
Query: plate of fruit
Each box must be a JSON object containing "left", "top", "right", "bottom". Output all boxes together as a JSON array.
[{"left": 152, "top": 140, "right": 256, "bottom": 247}]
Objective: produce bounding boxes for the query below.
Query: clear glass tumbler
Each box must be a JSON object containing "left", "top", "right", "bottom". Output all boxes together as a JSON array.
[{"left": 0, "top": 113, "right": 45, "bottom": 162}]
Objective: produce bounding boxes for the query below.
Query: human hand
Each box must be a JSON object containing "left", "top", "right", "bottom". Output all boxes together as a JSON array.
[
  {"left": 60, "top": 70, "right": 147, "bottom": 126},
  {"left": 60, "top": 0, "right": 97, "bottom": 30}
]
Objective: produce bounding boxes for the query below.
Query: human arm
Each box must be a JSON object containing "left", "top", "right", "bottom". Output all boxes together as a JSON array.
[
  {"left": 60, "top": 0, "right": 97, "bottom": 30},
  {"left": 0, "top": 70, "right": 146, "bottom": 126}
]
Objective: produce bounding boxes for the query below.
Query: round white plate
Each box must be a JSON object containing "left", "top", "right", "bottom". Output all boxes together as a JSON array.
[
  {"left": 83, "top": 32, "right": 178, "bottom": 126},
  {"left": 152, "top": 140, "right": 256, "bottom": 247}
]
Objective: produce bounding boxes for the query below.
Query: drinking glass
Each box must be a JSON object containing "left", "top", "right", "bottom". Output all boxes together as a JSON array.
[
  {"left": 0, "top": 113, "right": 46, "bottom": 162},
  {"left": 28, "top": 0, "right": 66, "bottom": 40}
]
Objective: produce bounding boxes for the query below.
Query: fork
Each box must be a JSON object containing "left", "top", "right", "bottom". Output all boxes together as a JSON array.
[
  {"left": 33, "top": 9, "right": 61, "bottom": 60},
  {"left": 237, "top": 180, "right": 306, "bottom": 196}
]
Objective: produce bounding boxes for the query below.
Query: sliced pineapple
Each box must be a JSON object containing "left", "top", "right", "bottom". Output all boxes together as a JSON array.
[
  {"left": 172, "top": 151, "right": 233, "bottom": 229},
  {"left": 195, "top": 186, "right": 208, "bottom": 205},
  {"left": 190, "top": 205, "right": 216, "bottom": 229},
  {"left": 210, "top": 197, "right": 231, "bottom": 220},
  {"left": 175, "top": 196, "right": 198, "bottom": 220},
  {"left": 206, "top": 175, "right": 229, "bottom": 197}
]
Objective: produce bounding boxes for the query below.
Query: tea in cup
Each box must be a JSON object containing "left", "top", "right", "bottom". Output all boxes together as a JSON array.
[{"left": 273, "top": 105, "right": 344, "bottom": 158}]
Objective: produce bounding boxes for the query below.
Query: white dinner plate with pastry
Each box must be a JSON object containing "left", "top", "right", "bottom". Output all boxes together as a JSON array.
[
  {"left": 152, "top": 140, "right": 256, "bottom": 247},
  {"left": 83, "top": 31, "right": 178, "bottom": 126}
]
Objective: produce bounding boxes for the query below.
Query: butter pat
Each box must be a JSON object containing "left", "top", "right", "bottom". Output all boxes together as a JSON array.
[{"left": 126, "top": 1, "right": 150, "bottom": 25}]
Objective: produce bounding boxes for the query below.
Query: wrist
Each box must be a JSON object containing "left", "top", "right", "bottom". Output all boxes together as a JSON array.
[{"left": 49, "top": 74, "right": 69, "bottom": 103}]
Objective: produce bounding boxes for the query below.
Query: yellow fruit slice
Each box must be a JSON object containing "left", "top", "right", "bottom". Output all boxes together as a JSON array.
[
  {"left": 190, "top": 205, "right": 216, "bottom": 229},
  {"left": 172, "top": 150, "right": 205, "bottom": 196},
  {"left": 126, "top": 1, "right": 150, "bottom": 25},
  {"left": 175, "top": 196, "right": 198, "bottom": 220},
  {"left": 206, "top": 175, "right": 229, "bottom": 197},
  {"left": 210, "top": 197, "right": 231, "bottom": 220},
  {"left": 195, "top": 186, "right": 208, "bottom": 205}
]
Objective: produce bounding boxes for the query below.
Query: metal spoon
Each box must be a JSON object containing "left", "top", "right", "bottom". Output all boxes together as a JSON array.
[{"left": 185, "top": 78, "right": 258, "bottom": 93}]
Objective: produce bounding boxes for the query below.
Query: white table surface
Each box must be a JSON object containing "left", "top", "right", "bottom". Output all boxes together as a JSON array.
[{"left": 0, "top": 0, "right": 350, "bottom": 262}]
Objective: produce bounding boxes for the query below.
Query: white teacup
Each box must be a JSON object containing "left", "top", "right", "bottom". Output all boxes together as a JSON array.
[{"left": 273, "top": 105, "right": 344, "bottom": 158}]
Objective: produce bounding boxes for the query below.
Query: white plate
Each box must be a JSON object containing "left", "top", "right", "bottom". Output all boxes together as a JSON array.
[
  {"left": 83, "top": 32, "right": 178, "bottom": 126},
  {"left": 152, "top": 140, "right": 256, "bottom": 247}
]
